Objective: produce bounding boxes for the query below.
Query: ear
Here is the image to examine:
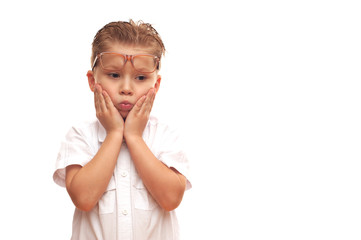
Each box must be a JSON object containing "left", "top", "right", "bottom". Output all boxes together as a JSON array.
[
  {"left": 87, "top": 70, "right": 96, "bottom": 92},
  {"left": 154, "top": 75, "right": 161, "bottom": 93}
]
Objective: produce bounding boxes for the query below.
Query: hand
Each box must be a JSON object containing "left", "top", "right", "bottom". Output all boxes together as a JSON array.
[
  {"left": 124, "top": 88, "right": 156, "bottom": 140},
  {"left": 94, "top": 84, "right": 124, "bottom": 135}
]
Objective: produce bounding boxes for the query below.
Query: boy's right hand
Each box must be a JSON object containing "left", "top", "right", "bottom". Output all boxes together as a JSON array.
[{"left": 94, "top": 84, "right": 124, "bottom": 135}]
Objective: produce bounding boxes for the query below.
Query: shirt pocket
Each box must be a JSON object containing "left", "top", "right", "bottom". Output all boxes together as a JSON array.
[
  {"left": 98, "top": 177, "right": 116, "bottom": 214},
  {"left": 133, "top": 178, "right": 157, "bottom": 210}
]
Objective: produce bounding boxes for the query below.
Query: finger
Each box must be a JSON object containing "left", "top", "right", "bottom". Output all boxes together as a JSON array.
[
  {"left": 102, "top": 90, "right": 114, "bottom": 110},
  {"left": 96, "top": 85, "right": 107, "bottom": 112},
  {"left": 129, "top": 95, "right": 146, "bottom": 116},
  {"left": 135, "top": 95, "right": 146, "bottom": 110},
  {"left": 94, "top": 85, "right": 101, "bottom": 113},
  {"left": 150, "top": 88, "right": 156, "bottom": 106},
  {"left": 144, "top": 88, "right": 155, "bottom": 113}
]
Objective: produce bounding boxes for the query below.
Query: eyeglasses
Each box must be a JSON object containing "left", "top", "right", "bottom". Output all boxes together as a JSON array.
[{"left": 92, "top": 52, "right": 159, "bottom": 73}]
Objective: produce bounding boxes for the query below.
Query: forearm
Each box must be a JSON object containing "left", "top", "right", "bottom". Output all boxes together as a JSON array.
[
  {"left": 66, "top": 132, "right": 123, "bottom": 211},
  {"left": 126, "top": 136, "right": 186, "bottom": 211}
]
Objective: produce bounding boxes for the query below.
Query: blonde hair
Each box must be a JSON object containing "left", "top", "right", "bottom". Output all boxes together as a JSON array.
[{"left": 91, "top": 19, "right": 166, "bottom": 67}]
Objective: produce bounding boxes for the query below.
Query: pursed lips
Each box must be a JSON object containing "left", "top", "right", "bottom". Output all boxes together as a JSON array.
[{"left": 118, "top": 101, "right": 133, "bottom": 111}]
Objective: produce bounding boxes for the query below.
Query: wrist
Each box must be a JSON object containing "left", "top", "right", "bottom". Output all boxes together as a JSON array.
[
  {"left": 124, "top": 134, "right": 144, "bottom": 145},
  {"left": 106, "top": 130, "right": 124, "bottom": 142}
]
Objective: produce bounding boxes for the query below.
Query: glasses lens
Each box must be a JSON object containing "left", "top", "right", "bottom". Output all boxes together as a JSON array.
[
  {"left": 133, "top": 55, "right": 157, "bottom": 73},
  {"left": 100, "top": 53, "right": 125, "bottom": 70}
]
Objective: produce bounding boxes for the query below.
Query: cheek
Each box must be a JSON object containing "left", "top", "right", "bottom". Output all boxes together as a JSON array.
[
  {"left": 135, "top": 86, "right": 152, "bottom": 99},
  {"left": 107, "top": 91, "right": 117, "bottom": 103},
  {"left": 136, "top": 80, "right": 157, "bottom": 96},
  {"left": 100, "top": 85, "right": 117, "bottom": 103}
]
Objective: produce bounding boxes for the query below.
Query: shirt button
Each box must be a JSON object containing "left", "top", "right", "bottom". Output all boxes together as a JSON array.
[
  {"left": 122, "top": 209, "right": 128, "bottom": 215},
  {"left": 121, "top": 171, "right": 128, "bottom": 177}
]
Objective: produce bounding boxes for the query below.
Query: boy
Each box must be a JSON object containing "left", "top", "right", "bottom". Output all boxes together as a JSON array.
[{"left": 53, "top": 20, "right": 191, "bottom": 240}]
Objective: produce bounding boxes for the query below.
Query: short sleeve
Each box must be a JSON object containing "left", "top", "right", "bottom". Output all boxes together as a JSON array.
[
  {"left": 53, "top": 125, "right": 95, "bottom": 188},
  {"left": 154, "top": 125, "right": 192, "bottom": 190}
]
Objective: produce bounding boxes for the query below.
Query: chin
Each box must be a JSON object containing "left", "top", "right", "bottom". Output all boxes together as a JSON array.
[{"left": 120, "top": 111, "right": 129, "bottom": 119}]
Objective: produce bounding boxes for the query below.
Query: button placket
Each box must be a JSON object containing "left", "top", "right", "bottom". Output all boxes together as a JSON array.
[
  {"left": 115, "top": 143, "right": 133, "bottom": 239},
  {"left": 121, "top": 170, "right": 128, "bottom": 177}
]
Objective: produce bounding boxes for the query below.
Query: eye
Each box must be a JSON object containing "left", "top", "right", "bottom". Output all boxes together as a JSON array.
[
  {"left": 108, "top": 73, "right": 120, "bottom": 78},
  {"left": 136, "top": 75, "right": 147, "bottom": 81}
]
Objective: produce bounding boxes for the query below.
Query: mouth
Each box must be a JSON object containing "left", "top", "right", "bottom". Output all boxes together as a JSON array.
[{"left": 118, "top": 101, "right": 133, "bottom": 111}]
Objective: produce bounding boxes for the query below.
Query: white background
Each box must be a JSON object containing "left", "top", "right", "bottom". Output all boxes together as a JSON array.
[{"left": 0, "top": 0, "right": 360, "bottom": 239}]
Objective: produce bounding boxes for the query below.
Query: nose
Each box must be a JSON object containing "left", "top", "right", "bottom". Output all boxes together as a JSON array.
[{"left": 119, "top": 78, "right": 133, "bottom": 96}]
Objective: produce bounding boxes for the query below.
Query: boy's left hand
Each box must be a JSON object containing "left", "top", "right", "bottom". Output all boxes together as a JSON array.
[{"left": 124, "top": 88, "right": 156, "bottom": 140}]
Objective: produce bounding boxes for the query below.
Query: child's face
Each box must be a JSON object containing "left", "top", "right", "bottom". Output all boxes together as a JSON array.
[{"left": 87, "top": 43, "right": 161, "bottom": 119}]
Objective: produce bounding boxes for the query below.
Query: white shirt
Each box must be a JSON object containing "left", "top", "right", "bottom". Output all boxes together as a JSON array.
[{"left": 53, "top": 116, "right": 191, "bottom": 240}]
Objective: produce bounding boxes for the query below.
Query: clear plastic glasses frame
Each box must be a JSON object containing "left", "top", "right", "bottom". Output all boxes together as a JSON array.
[{"left": 92, "top": 52, "right": 159, "bottom": 73}]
